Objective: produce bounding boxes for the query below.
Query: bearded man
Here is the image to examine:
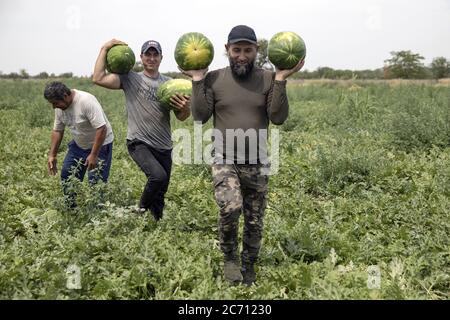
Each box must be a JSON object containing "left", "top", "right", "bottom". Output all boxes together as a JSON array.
[{"left": 183, "top": 25, "right": 304, "bottom": 285}]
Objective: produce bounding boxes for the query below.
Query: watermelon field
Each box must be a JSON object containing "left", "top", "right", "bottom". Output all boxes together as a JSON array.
[{"left": 0, "top": 78, "right": 449, "bottom": 299}]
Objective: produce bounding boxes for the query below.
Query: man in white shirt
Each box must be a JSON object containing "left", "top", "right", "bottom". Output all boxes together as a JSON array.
[{"left": 44, "top": 81, "right": 114, "bottom": 208}]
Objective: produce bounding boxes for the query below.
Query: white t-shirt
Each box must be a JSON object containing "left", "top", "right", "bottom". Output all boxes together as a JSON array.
[{"left": 53, "top": 89, "right": 114, "bottom": 149}]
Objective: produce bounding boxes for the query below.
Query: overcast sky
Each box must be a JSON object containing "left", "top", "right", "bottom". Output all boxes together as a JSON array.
[{"left": 1, "top": 0, "right": 449, "bottom": 76}]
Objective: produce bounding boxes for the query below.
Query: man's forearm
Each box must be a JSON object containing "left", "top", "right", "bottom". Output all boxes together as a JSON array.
[
  {"left": 90, "top": 126, "right": 107, "bottom": 156},
  {"left": 49, "top": 130, "right": 64, "bottom": 157},
  {"left": 267, "top": 80, "right": 289, "bottom": 125},
  {"left": 191, "top": 79, "right": 213, "bottom": 123}
]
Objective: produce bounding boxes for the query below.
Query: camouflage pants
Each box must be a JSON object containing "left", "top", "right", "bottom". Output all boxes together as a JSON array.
[{"left": 212, "top": 163, "right": 269, "bottom": 265}]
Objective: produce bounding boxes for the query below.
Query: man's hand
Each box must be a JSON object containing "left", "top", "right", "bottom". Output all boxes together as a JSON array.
[
  {"left": 275, "top": 58, "right": 305, "bottom": 81},
  {"left": 48, "top": 156, "right": 57, "bottom": 176},
  {"left": 102, "top": 39, "right": 127, "bottom": 51},
  {"left": 85, "top": 153, "right": 98, "bottom": 171},
  {"left": 170, "top": 93, "right": 190, "bottom": 112},
  {"left": 178, "top": 67, "right": 208, "bottom": 81}
]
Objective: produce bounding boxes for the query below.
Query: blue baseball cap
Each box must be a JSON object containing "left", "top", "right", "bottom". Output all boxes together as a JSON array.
[{"left": 141, "top": 40, "right": 162, "bottom": 54}]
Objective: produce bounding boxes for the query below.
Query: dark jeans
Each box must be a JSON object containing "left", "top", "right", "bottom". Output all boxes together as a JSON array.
[
  {"left": 127, "top": 139, "right": 172, "bottom": 219},
  {"left": 61, "top": 140, "right": 113, "bottom": 207}
]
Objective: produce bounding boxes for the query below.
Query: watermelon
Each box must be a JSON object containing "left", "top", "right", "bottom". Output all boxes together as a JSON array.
[
  {"left": 106, "top": 45, "right": 136, "bottom": 74},
  {"left": 175, "top": 32, "right": 214, "bottom": 70},
  {"left": 268, "top": 31, "right": 306, "bottom": 70},
  {"left": 157, "top": 79, "right": 192, "bottom": 110}
]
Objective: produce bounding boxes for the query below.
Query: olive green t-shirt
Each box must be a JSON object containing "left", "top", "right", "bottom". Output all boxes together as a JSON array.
[{"left": 191, "top": 66, "right": 289, "bottom": 164}]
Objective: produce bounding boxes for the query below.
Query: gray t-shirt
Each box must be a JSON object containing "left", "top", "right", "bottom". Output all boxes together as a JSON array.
[{"left": 119, "top": 71, "right": 172, "bottom": 150}]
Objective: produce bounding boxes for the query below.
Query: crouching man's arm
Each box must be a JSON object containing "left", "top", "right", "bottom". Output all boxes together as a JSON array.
[
  {"left": 48, "top": 130, "right": 64, "bottom": 175},
  {"left": 86, "top": 125, "right": 107, "bottom": 171}
]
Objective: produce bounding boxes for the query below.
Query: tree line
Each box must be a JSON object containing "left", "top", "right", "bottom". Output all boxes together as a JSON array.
[
  {"left": 254, "top": 39, "right": 449, "bottom": 80},
  {"left": 2, "top": 41, "right": 449, "bottom": 80},
  {"left": 0, "top": 70, "right": 79, "bottom": 80}
]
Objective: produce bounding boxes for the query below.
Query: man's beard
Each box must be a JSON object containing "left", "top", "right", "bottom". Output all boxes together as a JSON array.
[{"left": 229, "top": 58, "right": 254, "bottom": 79}]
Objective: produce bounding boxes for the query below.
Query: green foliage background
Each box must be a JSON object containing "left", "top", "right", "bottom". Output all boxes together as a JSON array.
[{"left": 0, "top": 79, "right": 449, "bottom": 299}]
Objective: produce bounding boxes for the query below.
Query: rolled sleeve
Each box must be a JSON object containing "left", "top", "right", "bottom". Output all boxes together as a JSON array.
[{"left": 53, "top": 110, "right": 65, "bottom": 131}]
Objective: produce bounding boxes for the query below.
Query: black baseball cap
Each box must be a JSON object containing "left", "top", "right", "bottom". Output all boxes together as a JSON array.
[
  {"left": 227, "top": 25, "right": 257, "bottom": 45},
  {"left": 141, "top": 40, "right": 162, "bottom": 54}
]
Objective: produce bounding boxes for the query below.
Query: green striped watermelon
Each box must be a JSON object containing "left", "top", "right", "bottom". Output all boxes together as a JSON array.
[
  {"left": 268, "top": 32, "right": 306, "bottom": 70},
  {"left": 175, "top": 32, "right": 214, "bottom": 70},
  {"left": 157, "top": 79, "right": 192, "bottom": 110},
  {"left": 106, "top": 45, "right": 135, "bottom": 74}
]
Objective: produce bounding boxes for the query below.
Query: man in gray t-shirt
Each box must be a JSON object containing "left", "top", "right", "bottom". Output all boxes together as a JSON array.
[
  {"left": 119, "top": 71, "right": 172, "bottom": 150},
  {"left": 93, "top": 38, "right": 191, "bottom": 220}
]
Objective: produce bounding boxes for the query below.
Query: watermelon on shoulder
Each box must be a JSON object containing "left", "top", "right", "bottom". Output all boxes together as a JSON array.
[{"left": 106, "top": 45, "right": 136, "bottom": 74}]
